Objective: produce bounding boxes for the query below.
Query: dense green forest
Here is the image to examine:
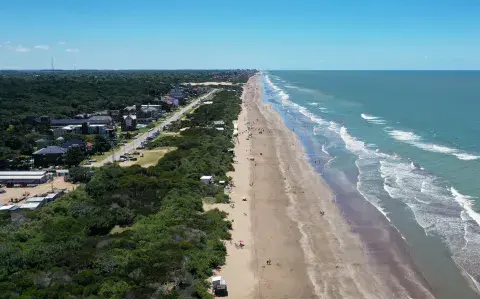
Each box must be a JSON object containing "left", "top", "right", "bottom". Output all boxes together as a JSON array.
[
  {"left": 0, "top": 90, "right": 242, "bottom": 298},
  {"left": 0, "top": 70, "right": 253, "bottom": 170}
]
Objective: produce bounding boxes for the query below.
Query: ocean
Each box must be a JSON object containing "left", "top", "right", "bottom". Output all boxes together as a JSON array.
[{"left": 262, "top": 71, "right": 480, "bottom": 298}]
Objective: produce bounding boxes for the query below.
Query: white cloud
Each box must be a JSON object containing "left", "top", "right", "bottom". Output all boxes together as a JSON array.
[
  {"left": 4, "top": 41, "right": 11, "bottom": 44},
  {"left": 66, "top": 48, "right": 80, "bottom": 53},
  {"left": 58, "top": 41, "right": 67, "bottom": 45},
  {"left": 15, "top": 45, "right": 30, "bottom": 53},
  {"left": 34, "top": 45, "right": 49, "bottom": 50}
]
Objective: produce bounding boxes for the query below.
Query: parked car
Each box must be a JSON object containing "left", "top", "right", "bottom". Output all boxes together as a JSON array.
[
  {"left": 88, "top": 159, "right": 97, "bottom": 162},
  {"left": 130, "top": 157, "right": 138, "bottom": 161},
  {"left": 0, "top": 189, "right": 6, "bottom": 194}
]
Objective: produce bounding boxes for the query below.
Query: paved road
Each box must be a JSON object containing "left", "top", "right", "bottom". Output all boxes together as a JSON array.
[{"left": 91, "top": 89, "right": 217, "bottom": 167}]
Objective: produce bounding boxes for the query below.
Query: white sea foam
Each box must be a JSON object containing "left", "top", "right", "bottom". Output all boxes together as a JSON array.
[
  {"left": 284, "top": 84, "right": 297, "bottom": 89},
  {"left": 308, "top": 102, "right": 319, "bottom": 106},
  {"left": 264, "top": 74, "right": 290, "bottom": 101},
  {"left": 321, "top": 143, "right": 330, "bottom": 156},
  {"left": 454, "top": 153, "right": 480, "bottom": 161},
  {"left": 388, "top": 129, "right": 480, "bottom": 161},
  {"left": 324, "top": 156, "right": 336, "bottom": 168},
  {"left": 361, "top": 113, "right": 386, "bottom": 125},
  {"left": 318, "top": 107, "right": 329, "bottom": 113},
  {"left": 361, "top": 113, "right": 379, "bottom": 121},
  {"left": 262, "top": 73, "right": 480, "bottom": 283},
  {"left": 451, "top": 187, "right": 480, "bottom": 227}
]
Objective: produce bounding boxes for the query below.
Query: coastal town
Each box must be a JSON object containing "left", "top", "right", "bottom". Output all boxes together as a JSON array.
[{"left": 0, "top": 75, "right": 249, "bottom": 216}]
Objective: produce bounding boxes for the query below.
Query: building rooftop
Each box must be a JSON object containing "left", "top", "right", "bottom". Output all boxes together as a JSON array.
[
  {"left": 123, "top": 114, "right": 137, "bottom": 120},
  {"left": 62, "top": 139, "right": 86, "bottom": 149},
  {"left": 51, "top": 119, "right": 89, "bottom": 126},
  {"left": 0, "top": 171, "right": 46, "bottom": 176},
  {"left": 0, "top": 175, "right": 47, "bottom": 180},
  {"left": 19, "top": 202, "right": 42, "bottom": 210},
  {"left": 0, "top": 205, "right": 20, "bottom": 211},
  {"left": 213, "top": 120, "right": 225, "bottom": 125},
  {"left": 200, "top": 175, "right": 213, "bottom": 180},
  {"left": 89, "top": 115, "right": 113, "bottom": 122},
  {"left": 26, "top": 197, "right": 46, "bottom": 203},
  {"left": 33, "top": 146, "right": 67, "bottom": 155}
]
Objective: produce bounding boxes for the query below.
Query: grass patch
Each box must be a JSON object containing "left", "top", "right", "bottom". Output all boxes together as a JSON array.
[
  {"left": 135, "top": 148, "right": 175, "bottom": 167},
  {"left": 109, "top": 225, "right": 133, "bottom": 235}
]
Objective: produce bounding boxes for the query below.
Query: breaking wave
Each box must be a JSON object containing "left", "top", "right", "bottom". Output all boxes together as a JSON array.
[
  {"left": 387, "top": 129, "right": 480, "bottom": 161},
  {"left": 361, "top": 113, "right": 386, "bottom": 125}
]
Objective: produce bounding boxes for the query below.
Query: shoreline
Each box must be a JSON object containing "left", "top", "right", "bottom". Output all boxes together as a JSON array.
[
  {"left": 248, "top": 74, "right": 436, "bottom": 298},
  {"left": 208, "top": 74, "right": 438, "bottom": 298}
]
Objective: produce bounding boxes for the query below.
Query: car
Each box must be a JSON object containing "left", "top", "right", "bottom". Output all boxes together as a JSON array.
[
  {"left": 0, "top": 189, "right": 6, "bottom": 194},
  {"left": 130, "top": 157, "right": 137, "bottom": 161},
  {"left": 88, "top": 159, "right": 97, "bottom": 162}
]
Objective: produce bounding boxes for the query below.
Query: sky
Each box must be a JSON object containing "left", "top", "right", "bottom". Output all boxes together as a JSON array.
[{"left": 1, "top": 0, "right": 480, "bottom": 70}]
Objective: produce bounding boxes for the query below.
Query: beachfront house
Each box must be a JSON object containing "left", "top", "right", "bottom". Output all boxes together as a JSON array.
[{"left": 122, "top": 114, "right": 137, "bottom": 131}]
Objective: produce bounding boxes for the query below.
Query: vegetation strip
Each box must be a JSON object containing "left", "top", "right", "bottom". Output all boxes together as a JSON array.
[{"left": 0, "top": 89, "right": 243, "bottom": 298}]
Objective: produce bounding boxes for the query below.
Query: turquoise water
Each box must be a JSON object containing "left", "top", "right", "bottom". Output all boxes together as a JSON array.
[{"left": 262, "top": 71, "right": 480, "bottom": 298}]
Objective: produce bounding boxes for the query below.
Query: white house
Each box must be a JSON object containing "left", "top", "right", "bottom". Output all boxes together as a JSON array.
[{"left": 200, "top": 175, "right": 213, "bottom": 184}]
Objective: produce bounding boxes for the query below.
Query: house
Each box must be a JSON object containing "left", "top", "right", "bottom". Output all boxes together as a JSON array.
[
  {"left": 138, "top": 105, "right": 162, "bottom": 124},
  {"left": 88, "top": 115, "right": 114, "bottom": 126},
  {"left": 122, "top": 114, "right": 137, "bottom": 131},
  {"left": 170, "top": 86, "right": 184, "bottom": 101},
  {"left": 200, "top": 175, "right": 213, "bottom": 184},
  {"left": 19, "top": 202, "right": 42, "bottom": 210},
  {"left": 61, "top": 139, "right": 87, "bottom": 152},
  {"left": 32, "top": 146, "right": 67, "bottom": 167},
  {"left": 50, "top": 116, "right": 113, "bottom": 128},
  {"left": 0, "top": 171, "right": 50, "bottom": 185},
  {"left": 44, "top": 190, "right": 65, "bottom": 202},
  {"left": 56, "top": 169, "right": 69, "bottom": 177},
  {"left": 51, "top": 123, "right": 111, "bottom": 138},
  {"left": 25, "top": 197, "right": 47, "bottom": 208},
  {"left": 213, "top": 120, "right": 225, "bottom": 126},
  {"left": 161, "top": 96, "right": 180, "bottom": 107},
  {"left": 0, "top": 205, "right": 20, "bottom": 212},
  {"left": 203, "top": 101, "right": 213, "bottom": 105}
]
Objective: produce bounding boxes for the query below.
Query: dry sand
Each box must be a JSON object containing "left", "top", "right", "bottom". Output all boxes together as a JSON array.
[
  {"left": 207, "top": 75, "right": 435, "bottom": 298},
  {"left": 203, "top": 81, "right": 256, "bottom": 298},
  {"left": 0, "top": 177, "right": 77, "bottom": 205}
]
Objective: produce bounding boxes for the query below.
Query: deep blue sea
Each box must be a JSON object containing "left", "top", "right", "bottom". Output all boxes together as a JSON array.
[{"left": 262, "top": 71, "right": 480, "bottom": 298}]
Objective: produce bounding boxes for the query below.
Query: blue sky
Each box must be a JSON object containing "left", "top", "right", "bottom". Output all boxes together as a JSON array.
[{"left": 1, "top": 0, "right": 479, "bottom": 70}]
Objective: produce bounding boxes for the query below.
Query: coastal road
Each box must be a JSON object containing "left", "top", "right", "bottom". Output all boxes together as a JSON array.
[{"left": 91, "top": 89, "right": 217, "bottom": 167}]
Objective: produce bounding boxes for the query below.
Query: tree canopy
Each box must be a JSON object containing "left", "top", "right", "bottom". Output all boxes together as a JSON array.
[
  {"left": 0, "top": 70, "right": 255, "bottom": 170},
  {"left": 0, "top": 89, "right": 244, "bottom": 298}
]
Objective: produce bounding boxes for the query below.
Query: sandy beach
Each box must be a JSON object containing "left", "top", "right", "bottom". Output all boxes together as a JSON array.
[{"left": 207, "top": 74, "right": 436, "bottom": 298}]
